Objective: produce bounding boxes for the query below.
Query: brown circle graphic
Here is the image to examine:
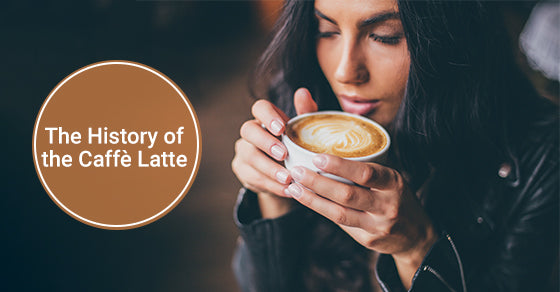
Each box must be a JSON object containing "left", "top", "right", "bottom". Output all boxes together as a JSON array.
[{"left": 32, "top": 60, "right": 201, "bottom": 230}]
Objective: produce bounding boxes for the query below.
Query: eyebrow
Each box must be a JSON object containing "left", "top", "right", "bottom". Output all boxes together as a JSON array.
[{"left": 314, "top": 9, "right": 400, "bottom": 28}]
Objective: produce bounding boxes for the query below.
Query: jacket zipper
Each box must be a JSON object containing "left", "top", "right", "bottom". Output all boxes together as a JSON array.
[
  {"left": 422, "top": 265, "right": 457, "bottom": 292},
  {"left": 446, "top": 234, "right": 467, "bottom": 292},
  {"left": 376, "top": 235, "right": 468, "bottom": 292}
]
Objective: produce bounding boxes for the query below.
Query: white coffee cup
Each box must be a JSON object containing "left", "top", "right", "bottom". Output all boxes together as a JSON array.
[{"left": 282, "top": 111, "right": 390, "bottom": 184}]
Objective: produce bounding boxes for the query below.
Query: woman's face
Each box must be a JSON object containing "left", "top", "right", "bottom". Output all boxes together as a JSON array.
[{"left": 315, "top": 0, "right": 409, "bottom": 127}]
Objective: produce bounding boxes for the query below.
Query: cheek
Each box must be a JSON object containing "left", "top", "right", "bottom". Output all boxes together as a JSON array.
[
  {"left": 316, "top": 41, "right": 337, "bottom": 80},
  {"left": 372, "top": 46, "right": 410, "bottom": 95},
  {"left": 369, "top": 46, "right": 410, "bottom": 125},
  {"left": 394, "top": 50, "right": 410, "bottom": 90}
]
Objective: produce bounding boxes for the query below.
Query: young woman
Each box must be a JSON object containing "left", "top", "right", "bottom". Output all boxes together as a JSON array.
[{"left": 231, "top": 0, "right": 559, "bottom": 291}]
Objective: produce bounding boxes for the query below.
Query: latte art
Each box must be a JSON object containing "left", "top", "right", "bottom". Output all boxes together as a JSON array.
[{"left": 287, "top": 114, "right": 387, "bottom": 158}]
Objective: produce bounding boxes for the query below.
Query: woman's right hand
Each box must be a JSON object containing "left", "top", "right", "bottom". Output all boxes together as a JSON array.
[{"left": 232, "top": 88, "right": 318, "bottom": 218}]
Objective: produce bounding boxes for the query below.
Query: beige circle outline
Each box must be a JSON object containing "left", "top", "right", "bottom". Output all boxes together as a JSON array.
[{"left": 32, "top": 60, "right": 201, "bottom": 229}]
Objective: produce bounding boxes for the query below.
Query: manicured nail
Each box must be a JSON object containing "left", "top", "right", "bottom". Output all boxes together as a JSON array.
[
  {"left": 270, "top": 144, "right": 286, "bottom": 160},
  {"left": 288, "top": 184, "right": 303, "bottom": 198},
  {"left": 313, "top": 155, "right": 327, "bottom": 168},
  {"left": 290, "top": 167, "right": 304, "bottom": 182},
  {"left": 270, "top": 120, "right": 284, "bottom": 135},
  {"left": 283, "top": 187, "right": 292, "bottom": 197},
  {"left": 276, "top": 169, "right": 289, "bottom": 184}
]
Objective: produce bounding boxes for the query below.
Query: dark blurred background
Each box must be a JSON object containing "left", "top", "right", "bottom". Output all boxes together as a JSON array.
[
  {"left": 1, "top": 1, "right": 556, "bottom": 291},
  {"left": 2, "top": 0, "right": 282, "bottom": 291}
]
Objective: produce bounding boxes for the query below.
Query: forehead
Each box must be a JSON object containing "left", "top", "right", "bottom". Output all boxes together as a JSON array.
[{"left": 314, "top": 0, "right": 399, "bottom": 22}]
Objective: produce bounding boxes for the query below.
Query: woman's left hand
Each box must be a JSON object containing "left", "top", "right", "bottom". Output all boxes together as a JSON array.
[{"left": 285, "top": 154, "right": 438, "bottom": 287}]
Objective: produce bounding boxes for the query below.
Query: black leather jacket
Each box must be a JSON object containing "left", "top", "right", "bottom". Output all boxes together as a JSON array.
[{"left": 233, "top": 118, "right": 558, "bottom": 292}]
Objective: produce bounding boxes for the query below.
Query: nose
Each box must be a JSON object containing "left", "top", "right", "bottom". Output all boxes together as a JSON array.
[{"left": 334, "top": 39, "right": 369, "bottom": 84}]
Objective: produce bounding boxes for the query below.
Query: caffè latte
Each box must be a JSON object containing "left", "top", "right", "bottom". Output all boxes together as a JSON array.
[{"left": 286, "top": 113, "right": 387, "bottom": 158}]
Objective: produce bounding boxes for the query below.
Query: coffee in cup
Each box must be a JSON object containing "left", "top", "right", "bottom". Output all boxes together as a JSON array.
[{"left": 282, "top": 111, "right": 390, "bottom": 184}]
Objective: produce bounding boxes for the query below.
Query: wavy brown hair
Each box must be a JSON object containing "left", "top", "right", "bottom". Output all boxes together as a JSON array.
[{"left": 251, "top": 1, "right": 551, "bottom": 290}]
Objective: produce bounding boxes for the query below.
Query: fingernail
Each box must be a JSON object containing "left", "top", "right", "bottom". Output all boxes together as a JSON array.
[
  {"left": 283, "top": 188, "right": 292, "bottom": 197},
  {"left": 270, "top": 120, "right": 283, "bottom": 135},
  {"left": 290, "top": 167, "right": 304, "bottom": 182},
  {"left": 276, "top": 169, "right": 289, "bottom": 184},
  {"left": 313, "top": 155, "right": 327, "bottom": 168},
  {"left": 270, "top": 144, "right": 286, "bottom": 160},
  {"left": 288, "top": 184, "right": 302, "bottom": 198}
]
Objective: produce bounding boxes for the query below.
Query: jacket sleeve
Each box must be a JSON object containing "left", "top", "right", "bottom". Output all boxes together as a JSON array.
[
  {"left": 232, "top": 188, "right": 313, "bottom": 292},
  {"left": 376, "top": 232, "right": 470, "bottom": 292},
  {"left": 376, "top": 128, "right": 559, "bottom": 292}
]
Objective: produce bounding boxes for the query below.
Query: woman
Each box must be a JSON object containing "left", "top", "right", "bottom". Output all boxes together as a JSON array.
[{"left": 231, "top": 0, "right": 559, "bottom": 291}]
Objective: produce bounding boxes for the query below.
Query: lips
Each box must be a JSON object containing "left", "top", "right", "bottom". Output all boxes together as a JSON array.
[{"left": 338, "top": 95, "right": 380, "bottom": 116}]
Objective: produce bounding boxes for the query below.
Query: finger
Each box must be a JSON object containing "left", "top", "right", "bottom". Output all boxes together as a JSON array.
[
  {"left": 235, "top": 139, "right": 292, "bottom": 185},
  {"left": 338, "top": 223, "right": 408, "bottom": 254},
  {"left": 289, "top": 166, "right": 384, "bottom": 213},
  {"left": 337, "top": 225, "right": 382, "bottom": 251},
  {"left": 294, "top": 87, "right": 318, "bottom": 115},
  {"left": 252, "top": 99, "right": 290, "bottom": 136},
  {"left": 232, "top": 157, "right": 292, "bottom": 198},
  {"left": 285, "top": 183, "right": 366, "bottom": 227},
  {"left": 312, "top": 154, "right": 401, "bottom": 190},
  {"left": 338, "top": 225, "right": 375, "bottom": 247},
  {"left": 240, "top": 120, "right": 287, "bottom": 161}
]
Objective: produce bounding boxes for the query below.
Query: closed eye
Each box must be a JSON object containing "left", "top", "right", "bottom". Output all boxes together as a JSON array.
[
  {"left": 317, "top": 31, "right": 339, "bottom": 38},
  {"left": 370, "top": 33, "right": 403, "bottom": 45}
]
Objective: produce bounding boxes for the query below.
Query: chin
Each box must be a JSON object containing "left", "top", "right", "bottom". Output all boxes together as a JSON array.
[
  {"left": 368, "top": 106, "right": 399, "bottom": 128},
  {"left": 367, "top": 113, "right": 391, "bottom": 128}
]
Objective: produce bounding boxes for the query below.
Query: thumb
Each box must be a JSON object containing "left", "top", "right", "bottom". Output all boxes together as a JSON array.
[{"left": 294, "top": 88, "right": 318, "bottom": 115}]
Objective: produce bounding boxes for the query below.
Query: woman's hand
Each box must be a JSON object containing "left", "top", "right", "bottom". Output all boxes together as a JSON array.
[
  {"left": 285, "top": 154, "right": 438, "bottom": 288},
  {"left": 232, "top": 88, "right": 318, "bottom": 218}
]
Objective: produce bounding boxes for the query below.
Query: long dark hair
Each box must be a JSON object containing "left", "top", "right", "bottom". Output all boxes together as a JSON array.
[{"left": 252, "top": 1, "right": 552, "bottom": 291}]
